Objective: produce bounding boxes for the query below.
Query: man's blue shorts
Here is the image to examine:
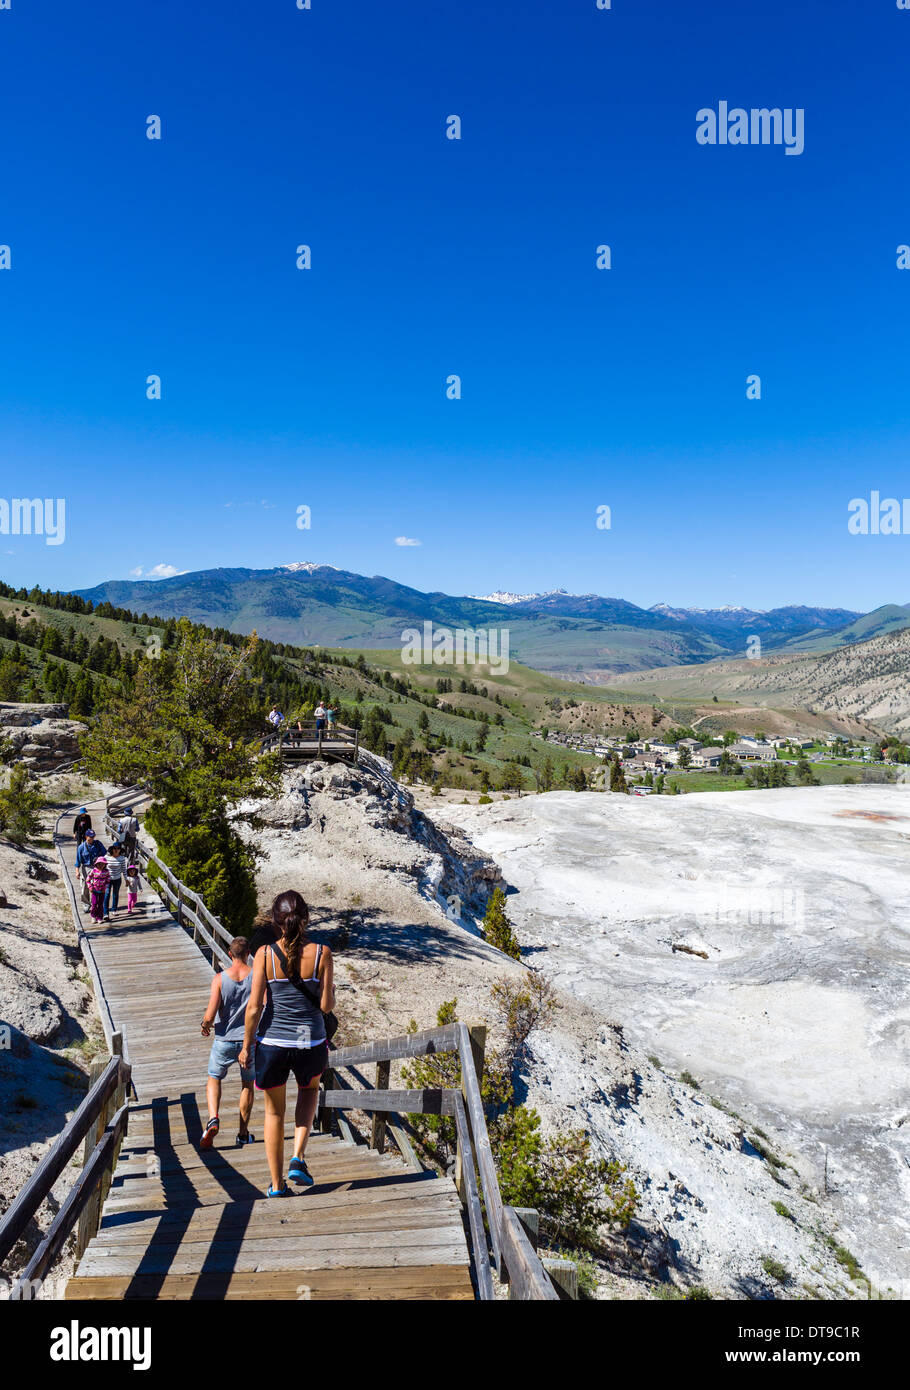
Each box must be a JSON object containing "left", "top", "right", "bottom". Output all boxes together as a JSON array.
[{"left": 208, "top": 1037, "right": 254, "bottom": 1085}]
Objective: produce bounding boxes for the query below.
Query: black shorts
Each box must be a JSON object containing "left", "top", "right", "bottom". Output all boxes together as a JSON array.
[{"left": 255, "top": 1040, "right": 328, "bottom": 1091}]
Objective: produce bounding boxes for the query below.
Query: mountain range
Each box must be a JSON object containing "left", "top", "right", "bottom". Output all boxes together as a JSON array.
[{"left": 73, "top": 564, "right": 910, "bottom": 677}]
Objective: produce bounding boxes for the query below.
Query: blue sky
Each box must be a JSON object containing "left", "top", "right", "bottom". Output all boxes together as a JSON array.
[{"left": 1, "top": 0, "right": 908, "bottom": 612}]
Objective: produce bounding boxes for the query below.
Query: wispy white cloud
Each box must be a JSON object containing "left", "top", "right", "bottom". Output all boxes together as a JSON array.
[
  {"left": 224, "top": 499, "right": 276, "bottom": 510},
  {"left": 394, "top": 536, "right": 422, "bottom": 547},
  {"left": 130, "top": 563, "right": 186, "bottom": 579}
]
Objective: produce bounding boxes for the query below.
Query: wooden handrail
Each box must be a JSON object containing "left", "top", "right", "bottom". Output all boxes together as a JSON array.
[
  {"left": 101, "top": 814, "right": 234, "bottom": 965},
  {"left": 452, "top": 1092, "right": 494, "bottom": 1300},
  {"left": 322, "top": 1020, "right": 562, "bottom": 1301},
  {"left": 11, "top": 1104, "right": 130, "bottom": 1298},
  {"left": 0, "top": 1054, "right": 131, "bottom": 1269},
  {"left": 331, "top": 1023, "right": 461, "bottom": 1068}
]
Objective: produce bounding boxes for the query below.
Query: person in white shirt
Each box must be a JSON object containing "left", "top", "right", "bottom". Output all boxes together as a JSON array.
[
  {"left": 116, "top": 808, "right": 139, "bottom": 862},
  {"left": 103, "top": 843, "right": 128, "bottom": 919}
]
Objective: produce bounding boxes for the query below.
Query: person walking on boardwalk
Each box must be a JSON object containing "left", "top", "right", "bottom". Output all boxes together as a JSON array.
[
  {"left": 239, "top": 891, "right": 334, "bottom": 1197},
  {"left": 314, "top": 702, "right": 327, "bottom": 740},
  {"left": 200, "top": 937, "right": 257, "bottom": 1150},
  {"left": 76, "top": 829, "right": 106, "bottom": 907},
  {"left": 116, "top": 807, "right": 139, "bottom": 863},
  {"left": 86, "top": 856, "right": 111, "bottom": 924},
  {"left": 124, "top": 861, "right": 141, "bottom": 914},
  {"left": 102, "top": 841, "right": 127, "bottom": 920},
  {"left": 73, "top": 807, "right": 92, "bottom": 845}
]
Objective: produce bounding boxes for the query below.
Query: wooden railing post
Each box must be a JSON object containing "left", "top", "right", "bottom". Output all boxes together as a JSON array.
[
  {"left": 74, "top": 1057, "right": 107, "bottom": 1260},
  {"left": 455, "top": 1023, "right": 486, "bottom": 1203},
  {"left": 319, "top": 1067, "right": 335, "bottom": 1133},
  {"left": 103, "top": 1031, "right": 127, "bottom": 1212},
  {"left": 542, "top": 1258, "right": 579, "bottom": 1300},
  {"left": 508, "top": 1208, "right": 539, "bottom": 1296},
  {"left": 370, "top": 1060, "right": 391, "bottom": 1152},
  {"left": 74, "top": 1031, "right": 127, "bottom": 1262}
]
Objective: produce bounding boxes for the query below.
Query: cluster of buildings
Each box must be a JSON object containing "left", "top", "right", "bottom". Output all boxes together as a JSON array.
[{"left": 532, "top": 727, "right": 873, "bottom": 774}]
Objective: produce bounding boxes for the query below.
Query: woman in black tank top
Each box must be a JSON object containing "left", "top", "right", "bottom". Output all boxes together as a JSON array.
[{"left": 240, "top": 891, "right": 335, "bottom": 1197}]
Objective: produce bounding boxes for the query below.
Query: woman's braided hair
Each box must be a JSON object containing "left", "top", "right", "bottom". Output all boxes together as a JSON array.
[{"left": 271, "top": 890, "right": 310, "bottom": 980}]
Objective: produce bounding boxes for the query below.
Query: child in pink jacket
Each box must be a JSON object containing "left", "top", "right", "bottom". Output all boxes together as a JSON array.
[
  {"left": 87, "top": 858, "right": 110, "bottom": 923},
  {"left": 125, "top": 862, "right": 141, "bottom": 914}
]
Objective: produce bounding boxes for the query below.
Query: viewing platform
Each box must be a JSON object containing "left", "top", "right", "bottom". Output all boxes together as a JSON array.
[{"left": 261, "top": 721, "right": 360, "bottom": 764}]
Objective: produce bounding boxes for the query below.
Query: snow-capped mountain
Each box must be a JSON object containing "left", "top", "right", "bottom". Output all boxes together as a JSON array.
[
  {"left": 651, "top": 602, "right": 762, "bottom": 621},
  {"left": 283, "top": 562, "right": 339, "bottom": 574},
  {"left": 470, "top": 587, "right": 570, "bottom": 605}
]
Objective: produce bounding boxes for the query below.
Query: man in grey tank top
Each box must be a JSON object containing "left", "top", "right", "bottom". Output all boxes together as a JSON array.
[{"left": 200, "top": 937, "right": 256, "bottom": 1149}]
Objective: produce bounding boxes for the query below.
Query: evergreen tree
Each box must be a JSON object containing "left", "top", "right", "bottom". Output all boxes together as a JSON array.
[
  {"left": 80, "top": 620, "right": 280, "bottom": 934},
  {"left": 609, "top": 755, "right": 628, "bottom": 794},
  {"left": 0, "top": 764, "right": 44, "bottom": 845},
  {"left": 482, "top": 887, "right": 521, "bottom": 959}
]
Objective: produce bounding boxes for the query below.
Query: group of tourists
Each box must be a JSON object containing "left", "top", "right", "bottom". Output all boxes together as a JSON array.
[
  {"left": 200, "top": 890, "right": 335, "bottom": 1197},
  {"left": 73, "top": 806, "right": 142, "bottom": 925},
  {"left": 267, "top": 704, "right": 338, "bottom": 740}
]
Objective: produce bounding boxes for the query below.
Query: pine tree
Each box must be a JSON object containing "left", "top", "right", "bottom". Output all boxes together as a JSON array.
[
  {"left": 0, "top": 764, "right": 44, "bottom": 845},
  {"left": 609, "top": 755, "right": 628, "bottom": 794},
  {"left": 483, "top": 887, "right": 521, "bottom": 960}
]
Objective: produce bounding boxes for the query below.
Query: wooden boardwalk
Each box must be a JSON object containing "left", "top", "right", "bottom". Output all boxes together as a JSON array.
[{"left": 58, "top": 804, "right": 474, "bottom": 1300}]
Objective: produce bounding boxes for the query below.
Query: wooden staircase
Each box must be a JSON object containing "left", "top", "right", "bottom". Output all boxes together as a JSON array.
[
  {"left": 1, "top": 800, "right": 563, "bottom": 1302},
  {"left": 66, "top": 1081, "right": 473, "bottom": 1300}
]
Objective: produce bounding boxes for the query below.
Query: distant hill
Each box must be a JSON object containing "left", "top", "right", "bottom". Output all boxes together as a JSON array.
[
  {"left": 615, "top": 626, "right": 910, "bottom": 736},
  {"left": 776, "top": 603, "right": 910, "bottom": 653},
  {"left": 72, "top": 564, "right": 879, "bottom": 676}
]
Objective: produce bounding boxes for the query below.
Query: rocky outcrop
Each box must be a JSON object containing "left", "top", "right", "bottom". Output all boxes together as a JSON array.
[
  {"left": 0, "top": 704, "right": 84, "bottom": 772},
  {"left": 0, "top": 958, "right": 64, "bottom": 1049},
  {"left": 0, "top": 703, "right": 68, "bottom": 727},
  {"left": 247, "top": 754, "right": 504, "bottom": 922}
]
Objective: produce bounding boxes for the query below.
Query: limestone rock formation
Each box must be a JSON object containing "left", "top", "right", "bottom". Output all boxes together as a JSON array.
[{"left": 0, "top": 704, "right": 84, "bottom": 772}]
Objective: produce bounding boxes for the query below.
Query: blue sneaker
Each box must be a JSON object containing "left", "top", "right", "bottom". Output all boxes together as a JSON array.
[
  {"left": 288, "top": 1157, "right": 314, "bottom": 1187},
  {"left": 267, "top": 1182, "right": 290, "bottom": 1198}
]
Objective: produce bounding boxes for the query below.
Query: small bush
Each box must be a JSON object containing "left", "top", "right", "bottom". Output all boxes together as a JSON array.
[
  {"left": 478, "top": 794, "right": 492, "bottom": 805},
  {"left": 490, "top": 973, "right": 558, "bottom": 1074},
  {"left": 679, "top": 1070, "right": 700, "bottom": 1090},
  {"left": 828, "top": 1239, "right": 863, "bottom": 1281},
  {"left": 0, "top": 765, "right": 44, "bottom": 845},
  {"left": 761, "top": 1256, "right": 790, "bottom": 1284},
  {"left": 773, "top": 1201, "right": 794, "bottom": 1220},
  {"left": 749, "top": 1134, "right": 787, "bottom": 1169},
  {"left": 685, "top": 1285, "right": 713, "bottom": 1300}
]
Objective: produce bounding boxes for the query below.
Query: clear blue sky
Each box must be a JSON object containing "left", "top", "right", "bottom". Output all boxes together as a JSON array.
[{"left": 1, "top": 0, "right": 908, "bottom": 612}]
